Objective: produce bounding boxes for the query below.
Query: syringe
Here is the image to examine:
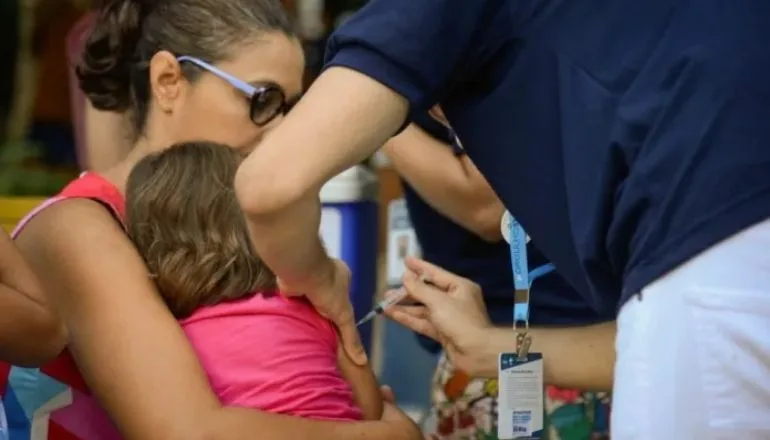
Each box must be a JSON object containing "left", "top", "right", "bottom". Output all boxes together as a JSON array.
[{"left": 355, "top": 288, "right": 409, "bottom": 327}]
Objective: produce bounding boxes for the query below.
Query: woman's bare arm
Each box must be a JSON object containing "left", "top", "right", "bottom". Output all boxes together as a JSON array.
[
  {"left": 15, "top": 200, "right": 420, "bottom": 440},
  {"left": 383, "top": 124, "right": 505, "bottom": 241},
  {"left": 0, "top": 229, "right": 46, "bottom": 306},
  {"left": 0, "top": 229, "right": 65, "bottom": 366}
]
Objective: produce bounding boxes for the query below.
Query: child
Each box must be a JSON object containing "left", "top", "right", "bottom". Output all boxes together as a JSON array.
[{"left": 125, "top": 141, "right": 381, "bottom": 421}]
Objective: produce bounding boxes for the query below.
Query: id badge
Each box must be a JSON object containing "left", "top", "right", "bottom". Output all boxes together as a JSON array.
[
  {"left": 498, "top": 352, "right": 545, "bottom": 440},
  {"left": 386, "top": 198, "right": 420, "bottom": 287}
]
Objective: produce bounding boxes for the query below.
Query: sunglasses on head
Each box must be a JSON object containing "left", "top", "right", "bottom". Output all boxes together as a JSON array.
[{"left": 176, "top": 56, "right": 292, "bottom": 126}]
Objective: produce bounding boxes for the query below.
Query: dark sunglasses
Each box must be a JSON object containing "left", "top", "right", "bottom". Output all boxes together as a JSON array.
[{"left": 177, "top": 56, "right": 292, "bottom": 126}]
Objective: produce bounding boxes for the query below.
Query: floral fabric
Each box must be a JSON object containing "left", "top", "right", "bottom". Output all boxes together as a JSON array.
[{"left": 426, "top": 353, "right": 611, "bottom": 440}]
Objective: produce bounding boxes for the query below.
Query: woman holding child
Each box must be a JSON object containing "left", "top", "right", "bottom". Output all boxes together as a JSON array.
[
  {"left": 11, "top": 0, "right": 759, "bottom": 439},
  {"left": 3, "top": 1, "right": 622, "bottom": 439},
  {"left": 2, "top": 0, "right": 420, "bottom": 439}
]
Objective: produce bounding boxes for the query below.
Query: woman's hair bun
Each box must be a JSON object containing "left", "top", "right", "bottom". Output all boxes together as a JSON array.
[{"left": 76, "top": 0, "right": 155, "bottom": 111}]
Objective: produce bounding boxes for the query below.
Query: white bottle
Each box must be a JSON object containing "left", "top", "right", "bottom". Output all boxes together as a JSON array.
[{"left": 297, "top": 0, "right": 326, "bottom": 40}]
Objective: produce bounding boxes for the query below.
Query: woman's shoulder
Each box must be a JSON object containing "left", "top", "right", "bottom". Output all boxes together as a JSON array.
[
  {"left": 58, "top": 172, "right": 125, "bottom": 219},
  {"left": 14, "top": 172, "right": 125, "bottom": 239},
  {"left": 12, "top": 198, "right": 134, "bottom": 297},
  {"left": 13, "top": 177, "right": 131, "bottom": 276}
]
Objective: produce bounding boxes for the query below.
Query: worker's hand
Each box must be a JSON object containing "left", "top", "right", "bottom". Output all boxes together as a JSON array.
[
  {"left": 281, "top": 258, "right": 367, "bottom": 366},
  {"left": 386, "top": 257, "right": 492, "bottom": 374}
]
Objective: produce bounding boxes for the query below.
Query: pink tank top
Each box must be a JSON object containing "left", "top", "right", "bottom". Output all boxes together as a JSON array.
[
  {"left": 182, "top": 295, "right": 361, "bottom": 421},
  {"left": 1, "top": 173, "right": 360, "bottom": 440}
]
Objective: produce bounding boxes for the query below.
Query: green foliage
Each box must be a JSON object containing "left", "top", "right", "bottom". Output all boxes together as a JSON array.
[{"left": 0, "top": 141, "right": 71, "bottom": 196}]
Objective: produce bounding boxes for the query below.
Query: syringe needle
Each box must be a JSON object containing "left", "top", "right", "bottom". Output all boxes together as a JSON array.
[
  {"left": 355, "top": 311, "right": 376, "bottom": 327},
  {"left": 355, "top": 289, "right": 409, "bottom": 327}
]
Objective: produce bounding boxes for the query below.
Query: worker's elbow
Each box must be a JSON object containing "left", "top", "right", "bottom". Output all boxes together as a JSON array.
[
  {"left": 234, "top": 163, "right": 305, "bottom": 219},
  {"left": 472, "top": 221, "right": 504, "bottom": 243},
  {"left": 468, "top": 205, "right": 505, "bottom": 243}
]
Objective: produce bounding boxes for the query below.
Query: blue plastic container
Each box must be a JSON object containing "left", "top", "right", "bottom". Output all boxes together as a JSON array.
[{"left": 319, "top": 165, "right": 379, "bottom": 353}]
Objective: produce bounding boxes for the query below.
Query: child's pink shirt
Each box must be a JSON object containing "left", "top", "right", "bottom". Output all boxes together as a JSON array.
[{"left": 180, "top": 293, "right": 362, "bottom": 421}]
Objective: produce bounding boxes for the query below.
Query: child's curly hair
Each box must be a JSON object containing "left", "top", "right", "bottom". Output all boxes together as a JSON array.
[{"left": 126, "top": 141, "right": 276, "bottom": 319}]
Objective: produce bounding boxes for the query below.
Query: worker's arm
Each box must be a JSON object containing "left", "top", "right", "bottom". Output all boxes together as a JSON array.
[
  {"left": 234, "top": 0, "right": 509, "bottom": 363},
  {"left": 235, "top": 67, "right": 407, "bottom": 295},
  {"left": 389, "top": 257, "right": 615, "bottom": 392},
  {"left": 234, "top": 0, "right": 505, "bottom": 301},
  {"left": 383, "top": 124, "right": 505, "bottom": 241},
  {"left": 463, "top": 323, "right": 616, "bottom": 392}
]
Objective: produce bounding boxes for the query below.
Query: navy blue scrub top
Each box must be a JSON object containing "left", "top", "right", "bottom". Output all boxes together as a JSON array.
[
  {"left": 405, "top": 112, "right": 608, "bottom": 328},
  {"left": 327, "top": 0, "right": 770, "bottom": 315}
]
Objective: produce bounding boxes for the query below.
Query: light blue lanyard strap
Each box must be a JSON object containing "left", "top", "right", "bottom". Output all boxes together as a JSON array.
[
  {"left": 529, "top": 263, "right": 556, "bottom": 283},
  {"left": 509, "top": 217, "right": 556, "bottom": 325},
  {"left": 509, "top": 217, "right": 529, "bottom": 291}
]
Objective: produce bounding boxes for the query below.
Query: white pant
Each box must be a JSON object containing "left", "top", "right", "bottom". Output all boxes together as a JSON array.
[{"left": 613, "top": 219, "right": 770, "bottom": 440}]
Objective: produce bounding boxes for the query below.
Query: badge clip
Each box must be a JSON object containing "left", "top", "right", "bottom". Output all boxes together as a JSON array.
[{"left": 516, "top": 331, "right": 532, "bottom": 361}]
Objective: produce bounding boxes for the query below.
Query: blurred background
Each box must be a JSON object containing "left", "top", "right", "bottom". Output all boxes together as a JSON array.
[{"left": 0, "top": 0, "right": 438, "bottom": 421}]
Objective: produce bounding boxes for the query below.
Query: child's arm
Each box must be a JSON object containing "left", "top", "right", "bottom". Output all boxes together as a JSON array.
[
  {"left": 0, "top": 228, "right": 65, "bottom": 366},
  {"left": 336, "top": 342, "right": 383, "bottom": 420}
]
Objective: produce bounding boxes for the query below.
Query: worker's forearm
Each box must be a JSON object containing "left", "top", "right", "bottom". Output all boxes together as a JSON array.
[
  {"left": 465, "top": 322, "right": 616, "bottom": 391},
  {"left": 384, "top": 131, "right": 502, "bottom": 239},
  {"left": 385, "top": 131, "right": 467, "bottom": 209},
  {"left": 243, "top": 193, "right": 331, "bottom": 291},
  {"left": 235, "top": 68, "right": 407, "bottom": 287},
  {"left": 533, "top": 321, "right": 616, "bottom": 391}
]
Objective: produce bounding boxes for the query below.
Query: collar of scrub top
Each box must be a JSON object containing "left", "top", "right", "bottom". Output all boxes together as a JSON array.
[{"left": 507, "top": 214, "right": 555, "bottom": 328}]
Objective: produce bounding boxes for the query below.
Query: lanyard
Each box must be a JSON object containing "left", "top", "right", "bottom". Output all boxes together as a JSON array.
[{"left": 509, "top": 216, "right": 555, "bottom": 329}]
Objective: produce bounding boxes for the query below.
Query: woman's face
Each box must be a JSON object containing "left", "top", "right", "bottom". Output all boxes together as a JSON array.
[{"left": 151, "top": 33, "right": 305, "bottom": 155}]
